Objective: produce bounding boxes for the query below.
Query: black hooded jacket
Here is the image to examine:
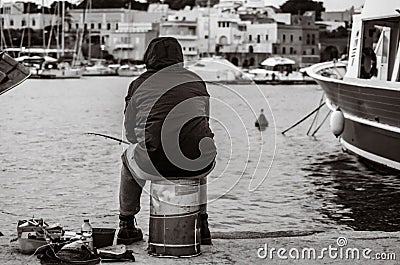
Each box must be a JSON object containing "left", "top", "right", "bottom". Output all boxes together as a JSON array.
[{"left": 124, "top": 37, "right": 216, "bottom": 177}]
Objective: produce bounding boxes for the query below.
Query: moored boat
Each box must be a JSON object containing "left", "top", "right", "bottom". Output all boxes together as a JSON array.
[
  {"left": 185, "top": 57, "right": 253, "bottom": 83},
  {"left": 117, "top": 64, "right": 146, "bottom": 77},
  {"left": 307, "top": 0, "right": 400, "bottom": 170},
  {"left": 0, "top": 52, "right": 31, "bottom": 95},
  {"left": 83, "top": 60, "right": 117, "bottom": 76},
  {"left": 249, "top": 57, "right": 316, "bottom": 84},
  {"left": 39, "top": 61, "right": 83, "bottom": 79},
  {"left": 15, "top": 55, "right": 47, "bottom": 78}
]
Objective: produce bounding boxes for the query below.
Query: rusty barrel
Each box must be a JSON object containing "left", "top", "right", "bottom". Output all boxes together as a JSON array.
[{"left": 148, "top": 178, "right": 201, "bottom": 257}]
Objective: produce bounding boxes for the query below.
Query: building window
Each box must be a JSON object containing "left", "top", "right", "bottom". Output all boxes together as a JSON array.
[
  {"left": 183, "top": 47, "right": 186, "bottom": 51},
  {"left": 249, "top": 45, "right": 254, "bottom": 53},
  {"left": 84, "top": 23, "right": 87, "bottom": 30},
  {"left": 306, "top": 34, "right": 310, "bottom": 45},
  {"left": 290, "top": 47, "right": 294, "bottom": 54},
  {"left": 303, "top": 50, "right": 306, "bottom": 55},
  {"left": 299, "top": 36, "right": 302, "bottom": 41},
  {"left": 282, "top": 47, "right": 286, "bottom": 54},
  {"left": 10, "top": 19, "right": 14, "bottom": 26},
  {"left": 265, "top": 34, "right": 268, "bottom": 40},
  {"left": 257, "top": 35, "right": 260, "bottom": 43},
  {"left": 32, "top": 19, "right": 36, "bottom": 27},
  {"left": 98, "top": 23, "right": 101, "bottom": 30},
  {"left": 21, "top": 19, "right": 26, "bottom": 27},
  {"left": 273, "top": 46, "right": 277, "bottom": 54},
  {"left": 107, "top": 23, "right": 111, "bottom": 30},
  {"left": 75, "top": 23, "right": 79, "bottom": 29},
  {"left": 91, "top": 23, "right": 95, "bottom": 29},
  {"left": 282, "top": 34, "right": 286, "bottom": 42},
  {"left": 290, "top": 34, "right": 293, "bottom": 42},
  {"left": 218, "top": 22, "right": 230, "bottom": 28},
  {"left": 311, "top": 34, "right": 316, "bottom": 45},
  {"left": 312, "top": 48, "right": 315, "bottom": 55},
  {"left": 249, "top": 35, "right": 252, "bottom": 42},
  {"left": 116, "top": 23, "right": 119, "bottom": 30}
]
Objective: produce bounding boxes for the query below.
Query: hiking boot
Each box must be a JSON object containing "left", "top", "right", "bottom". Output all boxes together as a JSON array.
[
  {"left": 117, "top": 219, "right": 143, "bottom": 245},
  {"left": 199, "top": 213, "right": 212, "bottom": 245}
]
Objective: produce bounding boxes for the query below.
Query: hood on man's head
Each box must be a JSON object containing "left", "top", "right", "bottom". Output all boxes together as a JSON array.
[{"left": 144, "top": 37, "right": 184, "bottom": 70}]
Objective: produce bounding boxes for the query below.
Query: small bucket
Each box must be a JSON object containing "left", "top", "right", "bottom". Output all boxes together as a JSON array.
[
  {"left": 148, "top": 178, "right": 201, "bottom": 257},
  {"left": 92, "top": 228, "right": 116, "bottom": 249}
]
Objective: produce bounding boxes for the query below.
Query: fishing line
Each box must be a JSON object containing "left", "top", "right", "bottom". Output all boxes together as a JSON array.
[{"left": 84, "top": 132, "right": 129, "bottom": 145}]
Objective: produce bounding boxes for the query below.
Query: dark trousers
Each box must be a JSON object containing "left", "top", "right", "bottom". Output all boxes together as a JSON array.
[{"left": 119, "top": 160, "right": 208, "bottom": 219}]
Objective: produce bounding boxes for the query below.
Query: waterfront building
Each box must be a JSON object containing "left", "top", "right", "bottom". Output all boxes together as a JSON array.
[
  {"left": 107, "top": 22, "right": 159, "bottom": 62},
  {"left": 0, "top": 2, "right": 55, "bottom": 30},
  {"left": 275, "top": 14, "right": 320, "bottom": 67},
  {"left": 201, "top": 8, "right": 247, "bottom": 57},
  {"left": 159, "top": 7, "right": 247, "bottom": 61},
  {"left": 159, "top": 8, "right": 199, "bottom": 61},
  {"left": 220, "top": 12, "right": 319, "bottom": 68},
  {"left": 66, "top": 7, "right": 167, "bottom": 60},
  {"left": 321, "top": 7, "right": 355, "bottom": 25},
  {"left": 0, "top": 1, "right": 322, "bottom": 66}
]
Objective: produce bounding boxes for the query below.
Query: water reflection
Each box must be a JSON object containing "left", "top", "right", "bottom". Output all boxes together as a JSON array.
[{"left": 303, "top": 151, "right": 400, "bottom": 231}]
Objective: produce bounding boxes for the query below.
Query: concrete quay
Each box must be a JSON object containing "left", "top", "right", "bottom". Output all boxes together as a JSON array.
[{"left": 1, "top": 230, "right": 399, "bottom": 264}]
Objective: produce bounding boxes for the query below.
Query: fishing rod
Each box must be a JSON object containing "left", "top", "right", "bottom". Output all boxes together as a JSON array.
[{"left": 85, "top": 132, "right": 129, "bottom": 145}]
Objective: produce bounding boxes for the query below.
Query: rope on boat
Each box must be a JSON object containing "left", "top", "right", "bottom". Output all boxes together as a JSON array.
[
  {"left": 310, "top": 110, "right": 332, "bottom": 136},
  {"left": 281, "top": 102, "right": 326, "bottom": 135},
  {"left": 306, "top": 93, "right": 325, "bottom": 135}
]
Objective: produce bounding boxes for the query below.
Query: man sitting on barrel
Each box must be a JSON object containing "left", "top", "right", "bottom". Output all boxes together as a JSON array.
[{"left": 118, "top": 37, "right": 217, "bottom": 245}]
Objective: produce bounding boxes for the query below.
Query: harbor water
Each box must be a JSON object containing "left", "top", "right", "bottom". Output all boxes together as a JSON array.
[{"left": 0, "top": 77, "right": 399, "bottom": 239}]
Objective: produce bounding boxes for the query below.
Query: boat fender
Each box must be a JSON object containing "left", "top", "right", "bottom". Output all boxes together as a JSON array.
[
  {"left": 360, "top": 47, "right": 377, "bottom": 79},
  {"left": 255, "top": 109, "right": 268, "bottom": 131},
  {"left": 330, "top": 108, "right": 345, "bottom": 137}
]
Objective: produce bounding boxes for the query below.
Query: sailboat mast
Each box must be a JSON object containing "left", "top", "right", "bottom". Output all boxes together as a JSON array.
[
  {"left": 0, "top": 0, "right": 3, "bottom": 50},
  {"left": 207, "top": 0, "right": 210, "bottom": 56},
  {"left": 88, "top": 0, "right": 91, "bottom": 61},
  {"left": 61, "top": 0, "right": 65, "bottom": 56},
  {"left": 42, "top": 0, "right": 45, "bottom": 49},
  {"left": 28, "top": 3, "right": 31, "bottom": 48}
]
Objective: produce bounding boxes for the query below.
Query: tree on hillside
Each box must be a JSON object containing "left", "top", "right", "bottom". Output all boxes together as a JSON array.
[
  {"left": 280, "top": 0, "right": 325, "bottom": 21},
  {"left": 149, "top": 0, "right": 218, "bottom": 10},
  {"left": 75, "top": 0, "right": 148, "bottom": 10},
  {"left": 164, "top": 0, "right": 195, "bottom": 10},
  {"left": 50, "top": 1, "right": 78, "bottom": 14}
]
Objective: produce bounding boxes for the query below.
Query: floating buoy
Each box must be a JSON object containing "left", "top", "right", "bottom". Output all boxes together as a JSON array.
[
  {"left": 330, "top": 108, "right": 345, "bottom": 137},
  {"left": 255, "top": 109, "right": 269, "bottom": 131}
]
